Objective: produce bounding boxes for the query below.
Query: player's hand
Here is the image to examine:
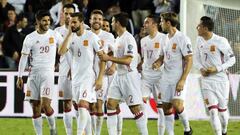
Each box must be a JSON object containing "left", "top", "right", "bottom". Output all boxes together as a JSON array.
[
  {"left": 94, "top": 79, "right": 102, "bottom": 91},
  {"left": 176, "top": 79, "right": 185, "bottom": 92},
  {"left": 99, "top": 53, "right": 110, "bottom": 62},
  {"left": 152, "top": 59, "right": 161, "bottom": 70},
  {"left": 67, "top": 23, "right": 73, "bottom": 36},
  {"left": 200, "top": 68, "right": 209, "bottom": 77},
  {"left": 105, "top": 65, "right": 115, "bottom": 75},
  {"left": 16, "top": 77, "right": 23, "bottom": 89},
  {"left": 206, "top": 66, "right": 217, "bottom": 74}
]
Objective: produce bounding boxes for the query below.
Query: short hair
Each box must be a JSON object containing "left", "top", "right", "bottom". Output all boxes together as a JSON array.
[
  {"left": 16, "top": 13, "right": 27, "bottom": 23},
  {"left": 146, "top": 14, "right": 160, "bottom": 24},
  {"left": 63, "top": 3, "right": 75, "bottom": 11},
  {"left": 70, "top": 12, "right": 84, "bottom": 22},
  {"left": 113, "top": 12, "right": 129, "bottom": 27},
  {"left": 103, "top": 18, "right": 109, "bottom": 22},
  {"left": 160, "top": 12, "right": 179, "bottom": 27},
  {"left": 200, "top": 16, "right": 214, "bottom": 31},
  {"left": 35, "top": 10, "right": 51, "bottom": 21},
  {"left": 90, "top": 9, "right": 103, "bottom": 17}
]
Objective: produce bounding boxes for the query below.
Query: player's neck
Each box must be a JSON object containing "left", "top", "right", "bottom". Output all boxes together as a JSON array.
[
  {"left": 37, "top": 29, "right": 48, "bottom": 34},
  {"left": 202, "top": 32, "right": 213, "bottom": 41},
  {"left": 168, "top": 27, "right": 177, "bottom": 38},
  {"left": 117, "top": 27, "right": 126, "bottom": 37},
  {"left": 149, "top": 29, "right": 158, "bottom": 39},
  {"left": 76, "top": 28, "right": 84, "bottom": 36},
  {"left": 91, "top": 28, "right": 100, "bottom": 35}
]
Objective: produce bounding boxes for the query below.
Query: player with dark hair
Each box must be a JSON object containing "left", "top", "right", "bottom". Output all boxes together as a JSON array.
[{"left": 195, "top": 16, "right": 235, "bottom": 135}]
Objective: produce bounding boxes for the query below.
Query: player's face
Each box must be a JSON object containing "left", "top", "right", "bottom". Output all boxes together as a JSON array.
[
  {"left": 111, "top": 17, "right": 117, "bottom": 32},
  {"left": 70, "top": 16, "right": 83, "bottom": 32},
  {"left": 90, "top": 14, "right": 103, "bottom": 31},
  {"left": 102, "top": 21, "right": 110, "bottom": 32},
  {"left": 197, "top": 21, "right": 207, "bottom": 36},
  {"left": 143, "top": 17, "right": 154, "bottom": 34},
  {"left": 160, "top": 18, "right": 169, "bottom": 32},
  {"left": 38, "top": 16, "right": 51, "bottom": 32},
  {"left": 63, "top": 8, "right": 74, "bottom": 25}
]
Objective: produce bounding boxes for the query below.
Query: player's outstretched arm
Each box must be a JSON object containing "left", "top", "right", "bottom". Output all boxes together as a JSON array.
[
  {"left": 16, "top": 54, "right": 28, "bottom": 89},
  {"left": 95, "top": 51, "right": 106, "bottom": 90}
]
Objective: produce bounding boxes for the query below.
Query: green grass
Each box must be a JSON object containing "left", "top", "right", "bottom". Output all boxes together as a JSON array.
[{"left": 0, "top": 118, "right": 239, "bottom": 135}]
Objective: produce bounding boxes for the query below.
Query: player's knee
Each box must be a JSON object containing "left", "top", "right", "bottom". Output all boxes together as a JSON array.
[
  {"left": 106, "top": 101, "right": 117, "bottom": 110},
  {"left": 129, "top": 105, "right": 141, "bottom": 114},
  {"left": 63, "top": 100, "right": 72, "bottom": 112},
  {"left": 163, "top": 103, "right": 173, "bottom": 115}
]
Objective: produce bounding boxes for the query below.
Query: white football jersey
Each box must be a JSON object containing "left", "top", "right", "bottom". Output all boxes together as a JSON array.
[
  {"left": 93, "top": 29, "right": 115, "bottom": 76},
  {"left": 55, "top": 25, "right": 71, "bottom": 76},
  {"left": 114, "top": 31, "right": 138, "bottom": 74},
  {"left": 160, "top": 30, "right": 193, "bottom": 82},
  {"left": 141, "top": 32, "right": 167, "bottom": 83},
  {"left": 22, "top": 29, "right": 63, "bottom": 72},
  {"left": 194, "top": 33, "right": 235, "bottom": 81},
  {"left": 68, "top": 30, "right": 103, "bottom": 86}
]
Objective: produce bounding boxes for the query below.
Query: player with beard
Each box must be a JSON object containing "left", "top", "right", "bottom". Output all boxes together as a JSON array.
[
  {"left": 54, "top": 4, "right": 75, "bottom": 135},
  {"left": 58, "top": 12, "right": 105, "bottom": 135},
  {"left": 17, "top": 10, "right": 63, "bottom": 135},
  {"left": 89, "top": 9, "right": 124, "bottom": 135},
  {"left": 99, "top": 12, "right": 148, "bottom": 135}
]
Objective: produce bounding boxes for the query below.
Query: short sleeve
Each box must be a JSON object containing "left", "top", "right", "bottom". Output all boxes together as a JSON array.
[
  {"left": 180, "top": 36, "right": 193, "bottom": 56},
  {"left": 21, "top": 35, "right": 32, "bottom": 54},
  {"left": 124, "top": 36, "right": 135, "bottom": 57}
]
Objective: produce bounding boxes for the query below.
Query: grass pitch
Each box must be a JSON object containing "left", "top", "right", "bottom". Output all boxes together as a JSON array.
[{"left": 0, "top": 118, "right": 239, "bottom": 135}]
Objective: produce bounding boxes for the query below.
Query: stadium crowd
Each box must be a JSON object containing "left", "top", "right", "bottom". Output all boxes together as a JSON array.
[{"left": 0, "top": 0, "right": 180, "bottom": 69}]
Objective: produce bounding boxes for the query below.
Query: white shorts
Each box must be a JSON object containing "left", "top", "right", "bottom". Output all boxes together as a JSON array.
[
  {"left": 160, "top": 81, "right": 186, "bottom": 103},
  {"left": 141, "top": 80, "right": 162, "bottom": 104},
  {"left": 25, "top": 71, "right": 54, "bottom": 100},
  {"left": 108, "top": 71, "right": 142, "bottom": 106},
  {"left": 201, "top": 79, "right": 230, "bottom": 109},
  {"left": 58, "top": 76, "right": 72, "bottom": 100},
  {"left": 72, "top": 77, "right": 96, "bottom": 103}
]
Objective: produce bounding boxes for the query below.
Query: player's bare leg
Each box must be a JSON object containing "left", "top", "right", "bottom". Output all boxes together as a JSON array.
[
  {"left": 172, "top": 99, "right": 192, "bottom": 135},
  {"left": 77, "top": 100, "right": 91, "bottom": 135},
  {"left": 63, "top": 100, "right": 73, "bottom": 135},
  {"left": 106, "top": 98, "right": 120, "bottom": 135},
  {"left": 163, "top": 103, "right": 174, "bottom": 135},
  {"left": 129, "top": 105, "right": 148, "bottom": 135},
  {"left": 30, "top": 100, "right": 42, "bottom": 135},
  {"left": 41, "top": 97, "right": 57, "bottom": 135}
]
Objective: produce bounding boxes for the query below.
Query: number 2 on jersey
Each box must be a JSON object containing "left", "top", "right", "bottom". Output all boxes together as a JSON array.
[{"left": 40, "top": 46, "right": 49, "bottom": 53}]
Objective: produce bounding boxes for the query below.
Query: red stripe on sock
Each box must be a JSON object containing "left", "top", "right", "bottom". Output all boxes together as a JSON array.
[
  {"left": 208, "top": 105, "right": 218, "bottom": 110},
  {"left": 164, "top": 111, "right": 173, "bottom": 116},
  {"left": 134, "top": 112, "right": 143, "bottom": 120},
  {"left": 107, "top": 111, "right": 118, "bottom": 116},
  {"left": 218, "top": 108, "right": 227, "bottom": 112},
  {"left": 78, "top": 104, "right": 89, "bottom": 110},
  {"left": 64, "top": 108, "right": 71, "bottom": 113},
  {"left": 45, "top": 109, "right": 54, "bottom": 116},
  {"left": 90, "top": 112, "right": 96, "bottom": 116}
]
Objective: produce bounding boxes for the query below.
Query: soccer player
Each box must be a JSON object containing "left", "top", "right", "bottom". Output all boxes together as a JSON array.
[
  {"left": 99, "top": 12, "right": 148, "bottom": 135},
  {"left": 102, "top": 19, "right": 111, "bottom": 32},
  {"left": 54, "top": 4, "right": 75, "bottom": 135},
  {"left": 16, "top": 10, "right": 63, "bottom": 135},
  {"left": 58, "top": 12, "right": 105, "bottom": 135},
  {"left": 195, "top": 16, "right": 236, "bottom": 135},
  {"left": 152, "top": 12, "right": 193, "bottom": 135},
  {"left": 140, "top": 14, "right": 167, "bottom": 135},
  {"left": 89, "top": 9, "right": 117, "bottom": 135}
]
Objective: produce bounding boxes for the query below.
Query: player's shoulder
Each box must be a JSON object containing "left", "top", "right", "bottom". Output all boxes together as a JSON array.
[
  {"left": 54, "top": 25, "right": 65, "bottom": 32},
  {"left": 25, "top": 30, "right": 38, "bottom": 40},
  {"left": 100, "top": 30, "right": 114, "bottom": 38}
]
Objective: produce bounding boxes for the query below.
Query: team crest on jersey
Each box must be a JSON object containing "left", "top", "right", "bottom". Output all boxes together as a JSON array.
[
  {"left": 83, "top": 40, "right": 88, "bottom": 46},
  {"left": 26, "top": 90, "right": 31, "bottom": 97},
  {"left": 154, "top": 42, "right": 160, "bottom": 48},
  {"left": 127, "top": 44, "right": 133, "bottom": 54},
  {"left": 172, "top": 43, "right": 177, "bottom": 52},
  {"left": 210, "top": 45, "right": 216, "bottom": 52},
  {"left": 49, "top": 37, "right": 54, "bottom": 44}
]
